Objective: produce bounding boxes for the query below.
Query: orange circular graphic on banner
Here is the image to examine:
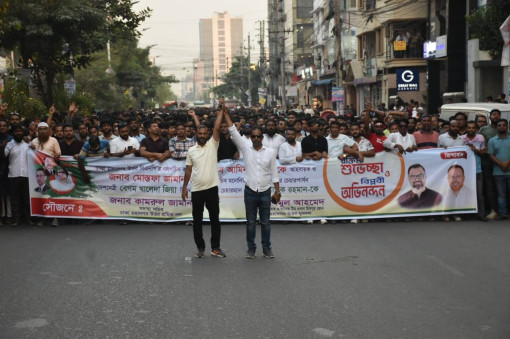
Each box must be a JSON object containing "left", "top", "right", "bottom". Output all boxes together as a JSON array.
[{"left": 323, "top": 154, "right": 405, "bottom": 213}]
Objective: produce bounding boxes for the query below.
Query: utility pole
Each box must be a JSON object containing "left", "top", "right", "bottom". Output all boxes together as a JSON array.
[
  {"left": 247, "top": 34, "right": 252, "bottom": 107},
  {"left": 278, "top": 0, "right": 287, "bottom": 111},
  {"left": 259, "top": 20, "right": 266, "bottom": 107},
  {"left": 334, "top": 0, "right": 344, "bottom": 114}
]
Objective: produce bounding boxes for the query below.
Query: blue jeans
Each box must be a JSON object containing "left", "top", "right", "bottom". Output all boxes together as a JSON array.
[
  {"left": 244, "top": 186, "right": 271, "bottom": 250},
  {"left": 494, "top": 175, "right": 510, "bottom": 216}
]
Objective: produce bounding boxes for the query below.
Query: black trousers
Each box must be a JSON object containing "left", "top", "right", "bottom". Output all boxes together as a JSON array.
[
  {"left": 191, "top": 186, "right": 221, "bottom": 250},
  {"left": 8, "top": 177, "right": 30, "bottom": 221}
]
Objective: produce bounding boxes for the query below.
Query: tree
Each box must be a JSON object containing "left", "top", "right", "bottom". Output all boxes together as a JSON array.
[
  {"left": 72, "top": 39, "right": 178, "bottom": 111},
  {"left": 211, "top": 56, "right": 261, "bottom": 106},
  {"left": 466, "top": 0, "right": 510, "bottom": 58},
  {"left": 0, "top": 0, "right": 150, "bottom": 106}
]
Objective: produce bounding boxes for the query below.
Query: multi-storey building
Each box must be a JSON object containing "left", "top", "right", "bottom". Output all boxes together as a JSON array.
[
  {"left": 267, "top": 0, "right": 313, "bottom": 108},
  {"left": 198, "top": 11, "right": 243, "bottom": 99}
]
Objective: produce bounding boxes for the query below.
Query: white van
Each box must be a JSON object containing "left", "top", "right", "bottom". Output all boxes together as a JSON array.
[{"left": 440, "top": 103, "right": 510, "bottom": 124}]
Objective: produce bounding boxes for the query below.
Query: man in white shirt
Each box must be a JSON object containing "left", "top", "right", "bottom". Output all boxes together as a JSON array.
[
  {"left": 109, "top": 123, "right": 139, "bottom": 158},
  {"left": 278, "top": 128, "right": 302, "bottom": 165},
  {"left": 383, "top": 118, "right": 417, "bottom": 154},
  {"left": 225, "top": 110, "right": 280, "bottom": 259},
  {"left": 327, "top": 121, "right": 357, "bottom": 159},
  {"left": 4, "top": 124, "right": 32, "bottom": 226},
  {"left": 438, "top": 120, "right": 464, "bottom": 148},
  {"left": 262, "top": 119, "right": 285, "bottom": 154},
  {"left": 182, "top": 109, "right": 225, "bottom": 259}
]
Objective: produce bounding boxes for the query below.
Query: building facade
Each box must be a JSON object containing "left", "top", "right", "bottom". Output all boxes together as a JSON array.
[{"left": 198, "top": 11, "right": 243, "bottom": 100}]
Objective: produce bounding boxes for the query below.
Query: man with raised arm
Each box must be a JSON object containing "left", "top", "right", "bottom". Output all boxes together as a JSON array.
[
  {"left": 224, "top": 109, "right": 280, "bottom": 259},
  {"left": 181, "top": 107, "right": 226, "bottom": 259}
]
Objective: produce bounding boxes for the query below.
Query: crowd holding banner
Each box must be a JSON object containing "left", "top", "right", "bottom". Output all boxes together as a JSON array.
[{"left": 29, "top": 147, "right": 477, "bottom": 222}]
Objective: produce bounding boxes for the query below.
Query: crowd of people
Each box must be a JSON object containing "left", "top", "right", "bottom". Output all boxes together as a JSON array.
[{"left": 0, "top": 98, "right": 509, "bottom": 232}]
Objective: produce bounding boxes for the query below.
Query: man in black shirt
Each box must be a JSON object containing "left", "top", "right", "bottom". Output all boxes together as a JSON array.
[
  {"left": 59, "top": 124, "right": 84, "bottom": 156},
  {"left": 140, "top": 120, "right": 170, "bottom": 162},
  {"left": 217, "top": 121, "right": 239, "bottom": 161},
  {"left": 301, "top": 120, "right": 328, "bottom": 160}
]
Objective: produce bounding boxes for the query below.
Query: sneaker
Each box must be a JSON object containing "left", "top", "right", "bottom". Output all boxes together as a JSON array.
[
  {"left": 350, "top": 219, "right": 358, "bottom": 224},
  {"left": 195, "top": 249, "right": 205, "bottom": 258},
  {"left": 246, "top": 248, "right": 256, "bottom": 259},
  {"left": 478, "top": 215, "right": 489, "bottom": 222},
  {"left": 486, "top": 210, "right": 498, "bottom": 220},
  {"left": 52, "top": 218, "right": 59, "bottom": 227},
  {"left": 442, "top": 216, "right": 450, "bottom": 222},
  {"left": 361, "top": 219, "right": 368, "bottom": 223},
  {"left": 320, "top": 219, "right": 327, "bottom": 224},
  {"left": 211, "top": 249, "right": 226, "bottom": 258},
  {"left": 306, "top": 220, "right": 313, "bottom": 224},
  {"left": 185, "top": 221, "right": 193, "bottom": 226},
  {"left": 454, "top": 216, "right": 462, "bottom": 222},
  {"left": 263, "top": 248, "right": 275, "bottom": 259}
]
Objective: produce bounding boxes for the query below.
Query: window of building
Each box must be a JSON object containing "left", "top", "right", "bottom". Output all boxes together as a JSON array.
[
  {"left": 218, "top": 20, "right": 224, "bottom": 29},
  {"left": 297, "top": 0, "right": 313, "bottom": 18},
  {"left": 219, "top": 42, "right": 225, "bottom": 47},
  {"left": 219, "top": 65, "right": 226, "bottom": 71},
  {"left": 219, "top": 48, "right": 225, "bottom": 53},
  {"left": 218, "top": 30, "right": 224, "bottom": 35},
  {"left": 376, "top": 28, "right": 383, "bottom": 55},
  {"left": 218, "top": 36, "right": 225, "bottom": 42},
  {"left": 219, "top": 54, "right": 226, "bottom": 59}
]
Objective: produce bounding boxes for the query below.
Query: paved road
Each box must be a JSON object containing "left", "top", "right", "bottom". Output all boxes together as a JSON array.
[{"left": 0, "top": 219, "right": 509, "bottom": 338}]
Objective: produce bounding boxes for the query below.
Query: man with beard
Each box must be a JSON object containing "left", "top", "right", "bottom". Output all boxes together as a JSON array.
[
  {"left": 479, "top": 109, "right": 502, "bottom": 220},
  {"left": 139, "top": 120, "right": 170, "bottom": 162},
  {"left": 217, "top": 120, "right": 239, "bottom": 161},
  {"left": 4, "top": 125, "right": 32, "bottom": 226},
  {"left": 443, "top": 165, "right": 474, "bottom": 214},
  {"left": 99, "top": 120, "right": 117, "bottom": 141},
  {"left": 30, "top": 122, "right": 61, "bottom": 226},
  {"left": 363, "top": 116, "right": 387, "bottom": 153},
  {"left": 438, "top": 120, "right": 463, "bottom": 148},
  {"left": 30, "top": 122, "right": 61, "bottom": 158},
  {"left": 75, "top": 122, "right": 89, "bottom": 142},
  {"left": 109, "top": 123, "right": 139, "bottom": 158},
  {"left": 455, "top": 112, "right": 468, "bottom": 135},
  {"left": 225, "top": 110, "right": 280, "bottom": 259},
  {"left": 462, "top": 121, "right": 488, "bottom": 221},
  {"left": 398, "top": 164, "right": 442, "bottom": 209},
  {"left": 278, "top": 128, "right": 302, "bottom": 165},
  {"left": 488, "top": 119, "right": 510, "bottom": 219},
  {"left": 128, "top": 118, "right": 146, "bottom": 143},
  {"left": 383, "top": 119, "right": 417, "bottom": 154},
  {"left": 302, "top": 120, "right": 328, "bottom": 160},
  {"left": 181, "top": 109, "right": 225, "bottom": 258},
  {"left": 59, "top": 124, "right": 84, "bottom": 157},
  {"left": 53, "top": 124, "right": 64, "bottom": 141},
  {"left": 413, "top": 115, "right": 439, "bottom": 150},
  {"left": 262, "top": 119, "right": 285, "bottom": 154},
  {"left": 326, "top": 121, "right": 356, "bottom": 160},
  {"left": 293, "top": 120, "right": 308, "bottom": 142},
  {"left": 277, "top": 119, "right": 287, "bottom": 137},
  {"left": 346, "top": 123, "right": 375, "bottom": 163}
]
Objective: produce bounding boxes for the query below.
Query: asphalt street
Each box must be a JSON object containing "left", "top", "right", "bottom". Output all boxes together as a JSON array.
[{"left": 0, "top": 218, "right": 509, "bottom": 338}]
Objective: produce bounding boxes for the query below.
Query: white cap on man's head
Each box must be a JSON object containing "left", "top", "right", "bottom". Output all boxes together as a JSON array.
[{"left": 38, "top": 122, "right": 49, "bottom": 128}]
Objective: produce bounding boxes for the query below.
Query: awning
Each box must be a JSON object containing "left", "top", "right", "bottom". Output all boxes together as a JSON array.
[{"left": 312, "top": 79, "right": 335, "bottom": 86}]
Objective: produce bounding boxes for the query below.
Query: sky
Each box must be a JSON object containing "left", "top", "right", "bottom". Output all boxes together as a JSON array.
[{"left": 133, "top": 0, "right": 268, "bottom": 97}]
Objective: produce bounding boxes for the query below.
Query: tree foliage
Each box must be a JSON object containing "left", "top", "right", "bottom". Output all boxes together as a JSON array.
[
  {"left": 211, "top": 56, "right": 261, "bottom": 106},
  {"left": 0, "top": 0, "right": 151, "bottom": 106},
  {"left": 466, "top": 0, "right": 510, "bottom": 58},
  {"left": 72, "top": 39, "right": 178, "bottom": 112}
]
